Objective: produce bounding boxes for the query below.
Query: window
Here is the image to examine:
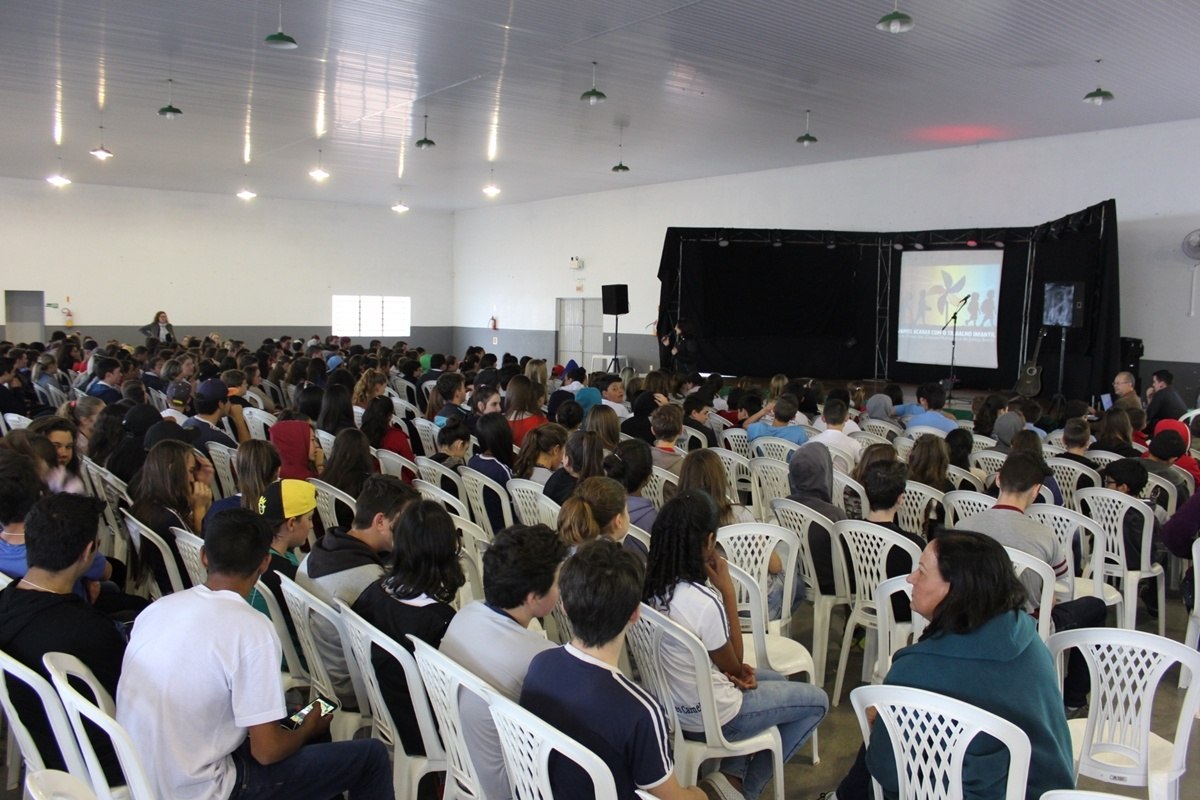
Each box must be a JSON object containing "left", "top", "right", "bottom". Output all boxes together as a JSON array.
[{"left": 331, "top": 295, "right": 411, "bottom": 337}]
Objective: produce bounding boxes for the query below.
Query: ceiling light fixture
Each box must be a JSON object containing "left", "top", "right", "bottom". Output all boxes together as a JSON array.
[
  {"left": 482, "top": 168, "right": 500, "bottom": 198},
  {"left": 611, "top": 128, "right": 629, "bottom": 173},
  {"left": 580, "top": 62, "right": 607, "bottom": 106},
  {"left": 90, "top": 125, "right": 114, "bottom": 160},
  {"left": 415, "top": 114, "right": 435, "bottom": 149},
  {"left": 876, "top": 0, "right": 914, "bottom": 33},
  {"left": 309, "top": 149, "right": 329, "bottom": 181},
  {"left": 391, "top": 201, "right": 410, "bottom": 214},
  {"left": 796, "top": 109, "right": 818, "bottom": 146},
  {"left": 46, "top": 152, "right": 71, "bottom": 187},
  {"left": 236, "top": 188, "right": 257, "bottom": 201},
  {"left": 158, "top": 78, "right": 182, "bottom": 119},
  {"left": 264, "top": 1, "right": 298, "bottom": 49},
  {"left": 1083, "top": 86, "right": 1114, "bottom": 106}
]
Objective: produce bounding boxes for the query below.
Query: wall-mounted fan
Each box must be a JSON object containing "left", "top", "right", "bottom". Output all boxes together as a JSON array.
[{"left": 1184, "top": 230, "right": 1200, "bottom": 317}]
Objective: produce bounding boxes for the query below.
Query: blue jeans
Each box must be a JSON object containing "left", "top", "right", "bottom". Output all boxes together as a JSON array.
[
  {"left": 686, "top": 670, "right": 829, "bottom": 799},
  {"left": 229, "top": 738, "right": 394, "bottom": 799}
]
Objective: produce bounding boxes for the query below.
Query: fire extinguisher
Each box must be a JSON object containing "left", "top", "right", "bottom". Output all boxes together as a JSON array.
[{"left": 62, "top": 304, "right": 74, "bottom": 328}]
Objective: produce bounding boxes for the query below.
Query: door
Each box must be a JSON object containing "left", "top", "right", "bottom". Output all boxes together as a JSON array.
[
  {"left": 4, "top": 291, "right": 44, "bottom": 343},
  {"left": 556, "top": 298, "right": 604, "bottom": 370}
]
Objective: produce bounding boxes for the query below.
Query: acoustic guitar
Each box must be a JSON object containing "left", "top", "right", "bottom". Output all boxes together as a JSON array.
[{"left": 1014, "top": 327, "right": 1047, "bottom": 398}]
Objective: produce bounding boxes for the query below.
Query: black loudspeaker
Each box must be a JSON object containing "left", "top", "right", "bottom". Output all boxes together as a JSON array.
[
  {"left": 601, "top": 284, "right": 629, "bottom": 316},
  {"left": 1042, "top": 281, "right": 1085, "bottom": 328},
  {"left": 1120, "top": 336, "right": 1144, "bottom": 391}
]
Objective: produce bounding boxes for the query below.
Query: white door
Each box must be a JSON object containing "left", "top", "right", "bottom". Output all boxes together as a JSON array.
[
  {"left": 556, "top": 298, "right": 604, "bottom": 370},
  {"left": 4, "top": 291, "right": 44, "bottom": 343}
]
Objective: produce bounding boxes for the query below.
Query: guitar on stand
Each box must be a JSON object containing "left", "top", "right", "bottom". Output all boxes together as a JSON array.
[{"left": 1014, "top": 327, "right": 1047, "bottom": 398}]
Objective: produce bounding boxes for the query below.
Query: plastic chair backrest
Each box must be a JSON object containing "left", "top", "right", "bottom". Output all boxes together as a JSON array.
[
  {"left": 831, "top": 471, "right": 869, "bottom": 518},
  {"left": 1142, "top": 471, "right": 1177, "bottom": 516},
  {"left": 408, "top": 638, "right": 494, "bottom": 800},
  {"left": 1025, "top": 504, "right": 1108, "bottom": 586},
  {"left": 205, "top": 442, "right": 237, "bottom": 499},
  {"left": 414, "top": 479, "right": 471, "bottom": 520},
  {"left": 849, "top": 684, "right": 1031, "bottom": 800},
  {"left": 942, "top": 490, "right": 997, "bottom": 527},
  {"left": 771, "top": 498, "right": 850, "bottom": 605},
  {"left": 905, "top": 425, "right": 947, "bottom": 440},
  {"left": 459, "top": 467, "right": 514, "bottom": 537},
  {"left": 1086, "top": 450, "right": 1123, "bottom": 467},
  {"left": 872, "top": 576, "right": 927, "bottom": 681},
  {"left": 862, "top": 418, "right": 904, "bottom": 441},
  {"left": 710, "top": 447, "right": 752, "bottom": 501},
  {"left": 1075, "top": 487, "right": 1155, "bottom": 573},
  {"left": 717, "top": 522, "right": 800, "bottom": 633},
  {"left": 415, "top": 456, "right": 468, "bottom": 503},
  {"left": 306, "top": 478, "right": 357, "bottom": 535},
  {"left": 624, "top": 525, "right": 652, "bottom": 553},
  {"left": 506, "top": 478, "right": 547, "bottom": 526},
  {"left": 412, "top": 419, "right": 440, "bottom": 459},
  {"left": 751, "top": 436, "right": 799, "bottom": 462},
  {"left": 721, "top": 427, "right": 751, "bottom": 458},
  {"left": 120, "top": 510, "right": 185, "bottom": 597},
  {"left": 4, "top": 413, "right": 32, "bottom": 431},
  {"left": 254, "top": 578, "right": 309, "bottom": 685},
  {"left": 643, "top": 466, "right": 678, "bottom": 512},
  {"left": 849, "top": 430, "right": 891, "bottom": 447},
  {"left": 168, "top": 527, "right": 207, "bottom": 586},
  {"left": 946, "top": 465, "right": 984, "bottom": 493},
  {"left": 42, "top": 653, "right": 157, "bottom": 800},
  {"left": 897, "top": 481, "right": 944, "bottom": 538},
  {"left": 1047, "top": 627, "right": 1200, "bottom": 790},
  {"left": 678, "top": 426, "right": 707, "bottom": 453},
  {"left": 241, "top": 407, "right": 277, "bottom": 441},
  {"left": 834, "top": 520, "right": 922, "bottom": 613},
  {"left": 1002, "top": 547, "right": 1054, "bottom": 641},
  {"left": 749, "top": 457, "right": 790, "bottom": 507},
  {"left": 892, "top": 437, "right": 915, "bottom": 462},
  {"left": 488, "top": 693, "right": 619, "bottom": 800},
  {"left": 0, "top": 648, "right": 88, "bottom": 780},
  {"left": 376, "top": 449, "right": 418, "bottom": 483},
  {"left": 24, "top": 769, "right": 99, "bottom": 800},
  {"left": 971, "top": 434, "right": 998, "bottom": 453},
  {"left": 314, "top": 430, "right": 336, "bottom": 461},
  {"left": 1046, "top": 457, "right": 1101, "bottom": 509},
  {"left": 277, "top": 573, "right": 344, "bottom": 703},
  {"left": 391, "top": 397, "right": 420, "bottom": 421},
  {"left": 534, "top": 493, "right": 561, "bottom": 528},
  {"left": 1170, "top": 464, "right": 1196, "bottom": 497},
  {"left": 333, "top": 601, "right": 445, "bottom": 763},
  {"left": 1045, "top": 428, "right": 1067, "bottom": 447}
]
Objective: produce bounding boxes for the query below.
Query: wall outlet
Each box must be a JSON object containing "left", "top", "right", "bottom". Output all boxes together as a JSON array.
[{"left": 492, "top": 336, "right": 498, "bottom": 345}]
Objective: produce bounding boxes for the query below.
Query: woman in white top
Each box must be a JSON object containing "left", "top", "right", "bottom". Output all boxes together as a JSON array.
[
  {"left": 643, "top": 490, "right": 828, "bottom": 800},
  {"left": 512, "top": 423, "right": 567, "bottom": 486}
]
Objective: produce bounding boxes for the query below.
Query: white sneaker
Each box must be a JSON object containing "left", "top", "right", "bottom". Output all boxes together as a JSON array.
[{"left": 698, "top": 772, "right": 745, "bottom": 800}]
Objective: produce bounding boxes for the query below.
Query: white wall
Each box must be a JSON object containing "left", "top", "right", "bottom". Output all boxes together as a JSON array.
[
  {"left": 453, "top": 117, "right": 1200, "bottom": 363},
  {"left": 0, "top": 177, "right": 454, "bottom": 332}
]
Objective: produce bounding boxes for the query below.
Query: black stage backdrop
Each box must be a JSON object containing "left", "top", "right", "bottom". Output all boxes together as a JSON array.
[{"left": 656, "top": 199, "right": 1120, "bottom": 400}]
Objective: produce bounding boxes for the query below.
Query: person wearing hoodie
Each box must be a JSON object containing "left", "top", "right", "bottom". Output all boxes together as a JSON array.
[
  {"left": 269, "top": 417, "right": 324, "bottom": 479},
  {"left": 0, "top": 492, "right": 128, "bottom": 785},
  {"left": 786, "top": 442, "right": 847, "bottom": 597},
  {"left": 104, "top": 403, "right": 163, "bottom": 485},
  {"left": 297, "top": 475, "right": 417, "bottom": 707},
  {"left": 988, "top": 409, "right": 1024, "bottom": 454},
  {"left": 827, "top": 531, "right": 1074, "bottom": 800}
]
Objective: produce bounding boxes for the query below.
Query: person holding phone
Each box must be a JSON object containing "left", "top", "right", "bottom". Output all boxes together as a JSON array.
[{"left": 116, "top": 508, "right": 393, "bottom": 800}]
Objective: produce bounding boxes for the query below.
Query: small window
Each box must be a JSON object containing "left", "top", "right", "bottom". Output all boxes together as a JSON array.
[{"left": 332, "top": 295, "right": 411, "bottom": 337}]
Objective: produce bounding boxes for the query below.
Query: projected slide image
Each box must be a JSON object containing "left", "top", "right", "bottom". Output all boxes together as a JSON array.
[{"left": 896, "top": 251, "right": 1003, "bottom": 369}]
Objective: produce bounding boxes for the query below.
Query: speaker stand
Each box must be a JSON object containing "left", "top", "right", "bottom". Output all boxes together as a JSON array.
[
  {"left": 606, "top": 314, "right": 623, "bottom": 374},
  {"left": 1056, "top": 325, "right": 1067, "bottom": 396}
]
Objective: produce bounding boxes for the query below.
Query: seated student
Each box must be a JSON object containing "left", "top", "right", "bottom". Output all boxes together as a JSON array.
[
  {"left": 467, "top": 412, "right": 516, "bottom": 532},
  {"left": 605, "top": 438, "right": 658, "bottom": 532},
  {"left": 554, "top": 398, "right": 584, "bottom": 435},
  {"left": 161, "top": 380, "right": 192, "bottom": 424},
  {"left": 559, "top": 475, "right": 636, "bottom": 556},
  {"left": 298, "top": 475, "right": 416, "bottom": 708},
  {"left": 359, "top": 395, "right": 416, "bottom": 465},
  {"left": 743, "top": 393, "right": 809, "bottom": 447},
  {"left": 352, "top": 501, "right": 464, "bottom": 759},
  {"left": 249, "top": 479, "right": 316, "bottom": 654},
  {"left": 1142, "top": 428, "right": 1191, "bottom": 505},
  {"left": 787, "top": 443, "right": 848, "bottom": 596},
  {"left": 521, "top": 538, "right": 715, "bottom": 800},
  {"left": 204, "top": 439, "right": 281, "bottom": 528},
  {"left": 584, "top": 404, "right": 622, "bottom": 453},
  {"left": 1102, "top": 458, "right": 1164, "bottom": 614},
  {"left": 427, "top": 372, "right": 468, "bottom": 426},
  {"left": 859, "top": 460, "right": 927, "bottom": 622},
  {"left": 1090, "top": 408, "right": 1141, "bottom": 458},
  {"left": 649, "top": 404, "right": 686, "bottom": 477},
  {"left": 0, "top": 492, "right": 129, "bottom": 786},
  {"left": 643, "top": 492, "right": 828, "bottom": 800},
  {"left": 1058, "top": 417, "right": 1099, "bottom": 472},
  {"left": 807, "top": 397, "right": 862, "bottom": 466},
  {"left": 513, "top": 422, "right": 568, "bottom": 486},
  {"left": 440, "top": 524, "right": 568, "bottom": 800},
  {"left": 893, "top": 381, "right": 958, "bottom": 433},
  {"left": 269, "top": 418, "right": 324, "bottom": 480},
  {"left": 811, "top": 389, "right": 861, "bottom": 434},
  {"left": 504, "top": 374, "right": 549, "bottom": 447},
  {"left": 1128, "top": 407, "right": 1150, "bottom": 449},
  {"left": 596, "top": 373, "right": 632, "bottom": 420},
  {"left": 545, "top": 430, "right": 605, "bottom": 506},
  {"left": 184, "top": 378, "right": 249, "bottom": 448},
  {"left": 621, "top": 390, "right": 660, "bottom": 444},
  {"left": 118, "top": 508, "right": 393, "bottom": 800},
  {"left": 1153, "top": 418, "right": 1200, "bottom": 484},
  {"left": 428, "top": 417, "right": 471, "bottom": 474},
  {"left": 84, "top": 356, "right": 123, "bottom": 404},
  {"left": 682, "top": 393, "right": 718, "bottom": 448}
]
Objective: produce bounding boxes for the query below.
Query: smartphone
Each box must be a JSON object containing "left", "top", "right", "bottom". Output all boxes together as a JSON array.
[{"left": 283, "top": 696, "right": 337, "bottom": 730}]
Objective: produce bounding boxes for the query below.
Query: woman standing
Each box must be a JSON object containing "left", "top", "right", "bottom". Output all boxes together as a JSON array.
[{"left": 139, "top": 311, "right": 176, "bottom": 344}]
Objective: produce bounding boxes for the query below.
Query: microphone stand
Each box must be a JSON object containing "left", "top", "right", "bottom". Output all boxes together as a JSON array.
[{"left": 941, "top": 294, "right": 970, "bottom": 404}]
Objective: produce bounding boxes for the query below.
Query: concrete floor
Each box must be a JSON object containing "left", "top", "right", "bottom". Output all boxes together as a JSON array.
[{"left": 775, "top": 591, "right": 1200, "bottom": 799}]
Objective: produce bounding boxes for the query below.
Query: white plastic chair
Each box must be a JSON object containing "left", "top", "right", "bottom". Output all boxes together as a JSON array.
[
  {"left": 277, "top": 574, "right": 369, "bottom": 741},
  {"left": 1047, "top": 457, "right": 1102, "bottom": 509},
  {"left": 506, "top": 478, "right": 547, "bottom": 526},
  {"left": 376, "top": 449, "right": 419, "bottom": 483},
  {"left": 412, "top": 418, "right": 440, "bottom": 458},
  {"left": 942, "top": 489, "right": 997, "bottom": 528},
  {"left": 307, "top": 478, "right": 357, "bottom": 537},
  {"left": 1002, "top": 547, "right": 1055, "bottom": 641},
  {"left": 414, "top": 479, "right": 471, "bottom": 520},
  {"left": 459, "top": 466, "right": 514, "bottom": 537},
  {"left": 90, "top": 466, "right": 131, "bottom": 566},
  {"left": 643, "top": 465, "right": 679, "bottom": 512},
  {"left": 625, "top": 603, "right": 785, "bottom": 797},
  {"left": 849, "top": 430, "right": 891, "bottom": 448},
  {"left": 970, "top": 449, "right": 1008, "bottom": 475},
  {"left": 849, "top": 684, "right": 1031, "bottom": 800},
  {"left": 242, "top": 407, "right": 277, "bottom": 440},
  {"left": 534, "top": 492, "right": 561, "bottom": 529},
  {"left": 710, "top": 447, "right": 753, "bottom": 509},
  {"left": 408, "top": 638, "right": 494, "bottom": 800},
  {"left": 315, "top": 429, "right": 336, "bottom": 460},
  {"left": 946, "top": 464, "right": 984, "bottom": 492},
  {"left": 971, "top": 433, "right": 998, "bottom": 453},
  {"left": 334, "top": 602, "right": 448, "bottom": 799},
  {"left": 451, "top": 514, "right": 489, "bottom": 606},
  {"left": 892, "top": 436, "right": 914, "bottom": 462},
  {"left": 25, "top": 770, "right": 99, "bottom": 800},
  {"left": 1182, "top": 536, "right": 1200, "bottom": 689},
  {"left": 391, "top": 396, "right": 421, "bottom": 421},
  {"left": 1075, "top": 487, "right": 1165, "bottom": 635},
  {"left": 1040, "top": 791, "right": 1130, "bottom": 800},
  {"left": 832, "top": 520, "right": 922, "bottom": 706},
  {"left": 832, "top": 471, "right": 869, "bottom": 519},
  {"left": 624, "top": 525, "right": 652, "bottom": 552},
  {"left": 253, "top": 577, "right": 311, "bottom": 694},
  {"left": 488, "top": 692, "right": 620, "bottom": 800},
  {"left": 770, "top": 498, "right": 852, "bottom": 687},
  {"left": 1025, "top": 504, "right": 1122, "bottom": 611},
  {"left": 897, "top": 481, "right": 944, "bottom": 538},
  {"left": 1142, "top": 472, "right": 1178, "bottom": 518},
  {"left": 678, "top": 426, "right": 707, "bottom": 452},
  {"left": 721, "top": 427, "right": 750, "bottom": 459},
  {"left": 751, "top": 436, "right": 799, "bottom": 463},
  {"left": 3, "top": 413, "right": 32, "bottom": 431},
  {"left": 42, "top": 653, "right": 157, "bottom": 800},
  {"left": 871, "top": 576, "right": 928, "bottom": 684},
  {"left": 415, "top": 456, "right": 469, "bottom": 507},
  {"left": 1087, "top": 450, "right": 1124, "bottom": 468},
  {"left": 1047, "top": 628, "right": 1200, "bottom": 800},
  {"left": 205, "top": 442, "right": 237, "bottom": 499},
  {"left": 0, "top": 648, "right": 89, "bottom": 785},
  {"left": 168, "top": 527, "right": 207, "bottom": 586},
  {"left": 749, "top": 457, "right": 790, "bottom": 513},
  {"left": 862, "top": 418, "right": 903, "bottom": 441},
  {"left": 905, "top": 425, "right": 947, "bottom": 440},
  {"left": 717, "top": 522, "right": 801, "bottom": 637},
  {"left": 120, "top": 510, "right": 185, "bottom": 598}
]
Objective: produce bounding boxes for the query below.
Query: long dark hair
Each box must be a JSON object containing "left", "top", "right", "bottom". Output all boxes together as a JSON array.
[
  {"left": 321, "top": 429, "right": 374, "bottom": 498},
  {"left": 564, "top": 430, "right": 604, "bottom": 480},
  {"left": 920, "top": 531, "right": 1026, "bottom": 640},
  {"left": 642, "top": 489, "right": 719, "bottom": 607},
  {"left": 474, "top": 412, "right": 514, "bottom": 469},
  {"left": 604, "top": 438, "right": 653, "bottom": 493},
  {"left": 383, "top": 500, "right": 466, "bottom": 602},
  {"left": 131, "top": 440, "right": 195, "bottom": 525},
  {"left": 514, "top": 423, "right": 567, "bottom": 479},
  {"left": 317, "top": 384, "right": 355, "bottom": 434},
  {"left": 359, "top": 396, "right": 396, "bottom": 449}
]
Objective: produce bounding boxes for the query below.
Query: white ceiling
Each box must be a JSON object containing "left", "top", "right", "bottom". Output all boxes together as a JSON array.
[{"left": 3, "top": 0, "right": 1199, "bottom": 211}]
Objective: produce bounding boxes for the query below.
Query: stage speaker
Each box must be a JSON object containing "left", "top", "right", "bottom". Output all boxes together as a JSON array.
[
  {"left": 1120, "top": 336, "right": 1143, "bottom": 390},
  {"left": 1042, "top": 281, "right": 1085, "bottom": 328},
  {"left": 602, "top": 284, "right": 629, "bottom": 316}
]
